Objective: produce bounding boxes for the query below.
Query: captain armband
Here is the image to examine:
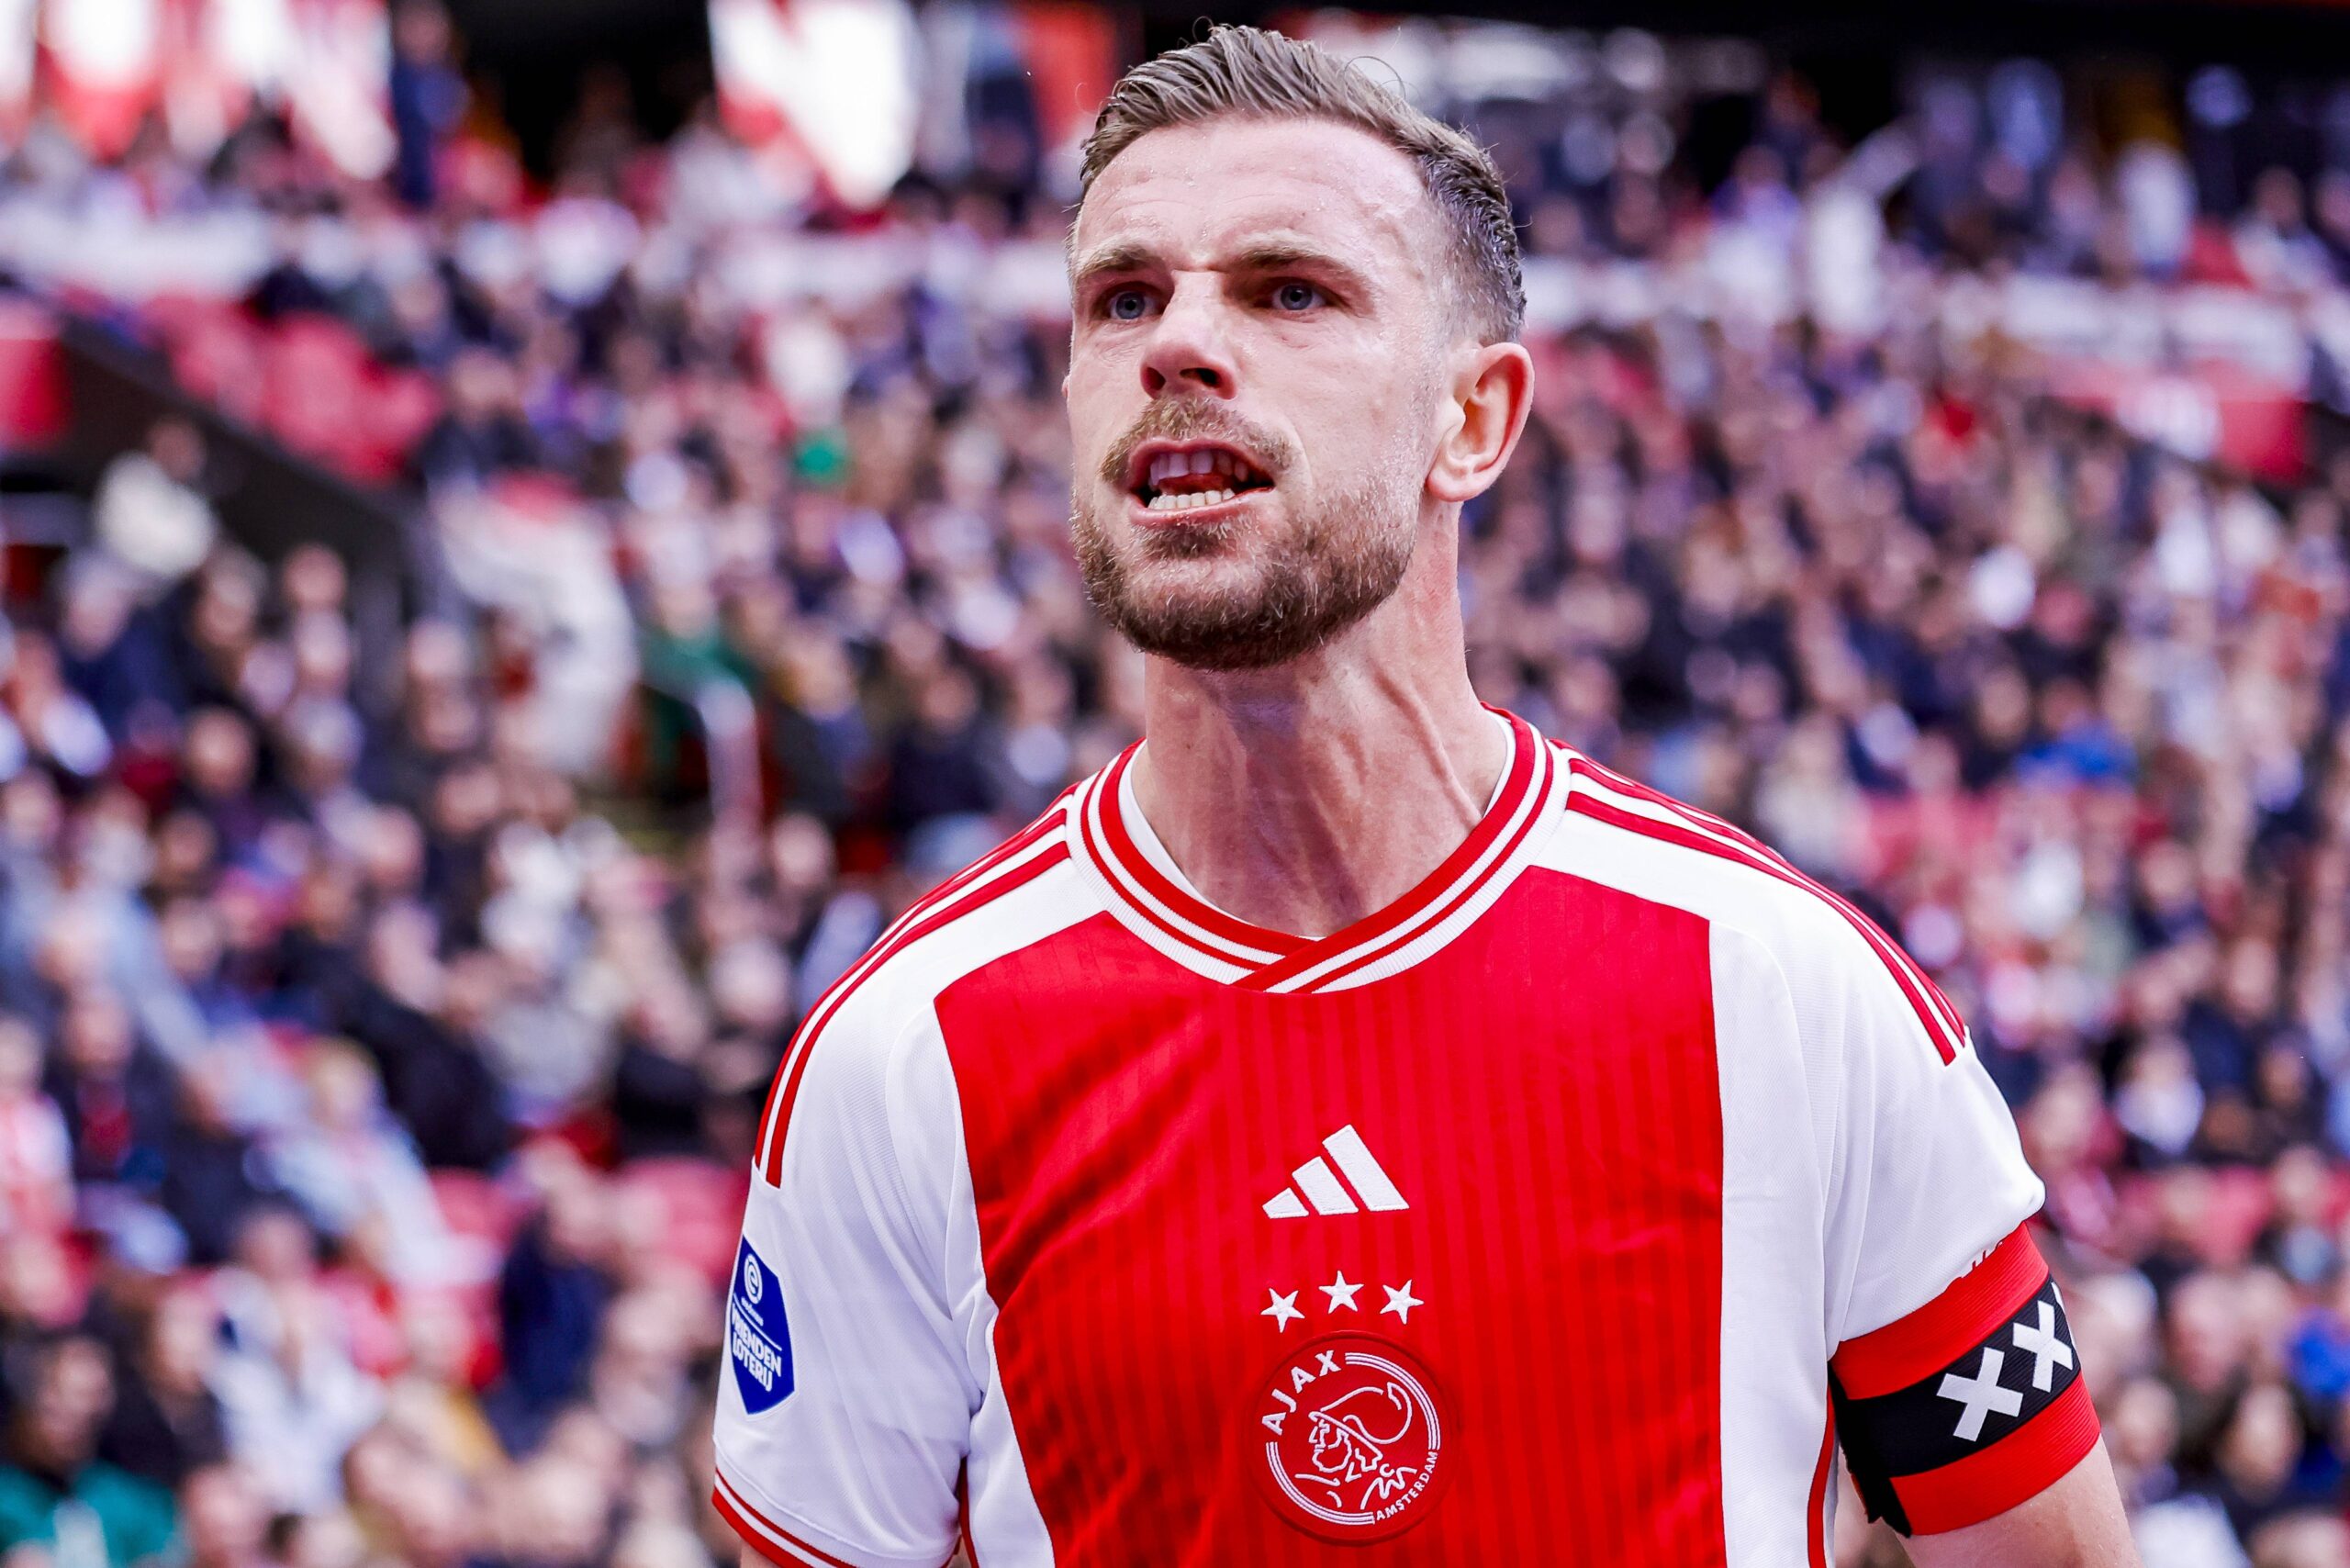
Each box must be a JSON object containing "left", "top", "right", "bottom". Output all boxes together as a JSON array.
[{"left": 1829, "top": 1227, "right": 2100, "bottom": 1536}]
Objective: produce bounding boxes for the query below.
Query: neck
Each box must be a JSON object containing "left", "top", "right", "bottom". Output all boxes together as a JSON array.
[{"left": 1129, "top": 535, "right": 1505, "bottom": 940}]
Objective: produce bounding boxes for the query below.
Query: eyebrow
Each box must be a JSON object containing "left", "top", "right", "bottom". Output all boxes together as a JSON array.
[
  {"left": 1067, "top": 237, "right": 1376, "bottom": 297},
  {"left": 1068, "top": 242, "right": 1157, "bottom": 295},
  {"left": 1227, "top": 241, "right": 1362, "bottom": 280}
]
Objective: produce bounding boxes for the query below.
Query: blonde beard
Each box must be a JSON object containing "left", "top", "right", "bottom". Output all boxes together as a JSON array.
[{"left": 1070, "top": 468, "right": 1420, "bottom": 672}]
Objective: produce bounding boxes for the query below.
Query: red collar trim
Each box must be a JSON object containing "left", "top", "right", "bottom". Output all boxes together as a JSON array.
[{"left": 1079, "top": 709, "right": 1545, "bottom": 989}]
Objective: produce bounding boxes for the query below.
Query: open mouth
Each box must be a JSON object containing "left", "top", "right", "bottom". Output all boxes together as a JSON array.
[{"left": 1128, "top": 443, "right": 1275, "bottom": 514}]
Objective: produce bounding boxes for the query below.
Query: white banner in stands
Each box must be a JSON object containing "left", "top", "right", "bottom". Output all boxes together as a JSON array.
[
  {"left": 709, "top": 0, "right": 919, "bottom": 209},
  {"left": 21, "top": 0, "right": 386, "bottom": 175},
  {"left": 282, "top": 0, "right": 393, "bottom": 179},
  {"left": 166, "top": 0, "right": 297, "bottom": 158},
  {"left": 41, "top": 0, "right": 162, "bottom": 158},
  {"left": 0, "top": 0, "right": 32, "bottom": 138}
]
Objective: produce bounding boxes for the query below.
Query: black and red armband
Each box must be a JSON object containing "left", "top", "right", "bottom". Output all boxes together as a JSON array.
[{"left": 1830, "top": 1226, "right": 2100, "bottom": 1536}]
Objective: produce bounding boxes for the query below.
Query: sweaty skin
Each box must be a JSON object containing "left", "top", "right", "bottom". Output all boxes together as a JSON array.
[{"left": 1064, "top": 116, "right": 1528, "bottom": 940}]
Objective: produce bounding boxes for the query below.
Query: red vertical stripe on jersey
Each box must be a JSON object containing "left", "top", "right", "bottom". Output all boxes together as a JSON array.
[
  {"left": 759, "top": 841, "right": 1069, "bottom": 1183},
  {"left": 1890, "top": 1375, "right": 2101, "bottom": 1534},
  {"left": 936, "top": 868, "right": 1727, "bottom": 1562},
  {"left": 1562, "top": 787, "right": 1961, "bottom": 1064}
]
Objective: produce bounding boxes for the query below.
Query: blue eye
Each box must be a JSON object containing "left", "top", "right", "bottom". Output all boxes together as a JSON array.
[
  {"left": 1272, "top": 282, "right": 1324, "bottom": 311},
  {"left": 1105, "top": 288, "right": 1151, "bottom": 320}
]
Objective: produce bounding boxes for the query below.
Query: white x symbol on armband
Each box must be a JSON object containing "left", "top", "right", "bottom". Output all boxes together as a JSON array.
[
  {"left": 1938, "top": 1347, "right": 2024, "bottom": 1442},
  {"left": 2010, "top": 1300, "right": 2075, "bottom": 1392}
]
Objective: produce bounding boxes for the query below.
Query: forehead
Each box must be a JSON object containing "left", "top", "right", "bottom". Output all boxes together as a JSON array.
[{"left": 1072, "top": 115, "right": 1440, "bottom": 278}]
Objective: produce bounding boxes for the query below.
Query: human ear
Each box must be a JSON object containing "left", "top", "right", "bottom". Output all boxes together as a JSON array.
[{"left": 1427, "top": 342, "right": 1533, "bottom": 505}]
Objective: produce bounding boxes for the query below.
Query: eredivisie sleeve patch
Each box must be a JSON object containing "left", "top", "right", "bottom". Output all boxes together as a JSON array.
[{"left": 1829, "top": 1226, "right": 2099, "bottom": 1535}]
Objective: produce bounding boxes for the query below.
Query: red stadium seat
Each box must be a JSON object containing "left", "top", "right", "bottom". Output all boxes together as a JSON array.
[
  {"left": 166, "top": 313, "right": 267, "bottom": 424},
  {"left": 428, "top": 1168, "right": 526, "bottom": 1262},
  {"left": 611, "top": 1158, "right": 752, "bottom": 1288},
  {"left": 263, "top": 315, "right": 376, "bottom": 469}
]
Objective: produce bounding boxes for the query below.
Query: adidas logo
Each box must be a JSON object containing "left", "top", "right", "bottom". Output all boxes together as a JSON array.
[{"left": 1263, "top": 1125, "right": 1409, "bottom": 1218}]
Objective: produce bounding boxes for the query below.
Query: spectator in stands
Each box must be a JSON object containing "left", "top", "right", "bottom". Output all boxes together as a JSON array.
[
  {"left": 54, "top": 562, "right": 179, "bottom": 744},
  {"left": 89, "top": 421, "right": 216, "bottom": 599},
  {"left": 45, "top": 991, "right": 172, "bottom": 1207},
  {"left": 581, "top": 1288, "right": 695, "bottom": 1452},
  {"left": 2209, "top": 1380, "right": 2325, "bottom": 1539},
  {"left": 264, "top": 1045, "right": 449, "bottom": 1286},
  {"left": 608, "top": 990, "right": 713, "bottom": 1166},
  {"left": 172, "top": 1465, "right": 274, "bottom": 1568},
  {"left": 416, "top": 349, "right": 538, "bottom": 492},
  {"left": 3, "top": 634, "right": 111, "bottom": 784},
  {"left": 207, "top": 1208, "right": 381, "bottom": 1515},
  {"left": 332, "top": 915, "right": 511, "bottom": 1172},
  {"left": 376, "top": 1293, "right": 500, "bottom": 1482},
  {"left": 97, "top": 1290, "right": 227, "bottom": 1493},
  {"left": 389, "top": 2, "right": 466, "bottom": 212},
  {"left": 154, "top": 1062, "right": 278, "bottom": 1268},
  {"left": 486, "top": 1164, "right": 610, "bottom": 1453},
  {"left": 0, "top": 1333, "right": 176, "bottom": 1565},
  {"left": 0, "top": 1019, "right": 73, "bottom": 1238}
]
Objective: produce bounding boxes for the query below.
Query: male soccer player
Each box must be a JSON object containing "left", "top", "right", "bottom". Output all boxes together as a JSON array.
[{"left": 714, "top": 26, "right": 2138, "bottom": 1566}]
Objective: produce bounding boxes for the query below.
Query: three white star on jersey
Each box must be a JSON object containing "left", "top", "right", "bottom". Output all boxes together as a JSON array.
[
  {"left": 1936, "top": 1297, "right": 2076, "bottom": 1441},
  {"left": 1263, "top": 1275, "right": 1422, "bottom": 1331}
]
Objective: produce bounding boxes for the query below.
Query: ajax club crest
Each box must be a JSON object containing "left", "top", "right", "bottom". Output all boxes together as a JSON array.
[{"left": 1252, "top": 1333, "right": 1448, "bottom": 1541}]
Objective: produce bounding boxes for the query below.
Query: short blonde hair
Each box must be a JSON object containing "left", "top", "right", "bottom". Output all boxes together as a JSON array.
[{"left": 1078, "top": 24, "right": 1525, "bottom": 342}]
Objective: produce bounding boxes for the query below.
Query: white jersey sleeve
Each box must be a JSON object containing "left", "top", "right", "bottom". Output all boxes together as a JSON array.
[
  {"left": 712, "top": 981, "right": 976, "bottom": 1568},
  {"left": 1813, "top": 924, "right": 2043, "bottom": 1347},
  {"left": 1805, "top": 905, "right": 2096, "bottom": 1538},
  {"left": 1540, "top": 745, "right": 2088, "bottom": 1538}
]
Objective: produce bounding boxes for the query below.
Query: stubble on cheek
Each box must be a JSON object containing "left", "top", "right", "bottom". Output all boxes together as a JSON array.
[
  {"left": 1069, "top": 460, "right": 1417, "bottom": 673},
  {"left": 1064, "top": 338, "right": 1438, "bottom": 669}
]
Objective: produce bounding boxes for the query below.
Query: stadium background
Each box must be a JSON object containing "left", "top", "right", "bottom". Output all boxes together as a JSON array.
[{"left": 5, "top": 0, "right": 2350, "bottom": 1563}]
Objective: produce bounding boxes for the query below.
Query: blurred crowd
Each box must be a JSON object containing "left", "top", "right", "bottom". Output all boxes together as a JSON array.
[{"left": 9, "top": 5, "right": 2350, "bottom": 1566}]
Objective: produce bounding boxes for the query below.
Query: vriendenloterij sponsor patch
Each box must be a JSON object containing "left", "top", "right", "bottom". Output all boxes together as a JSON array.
[{"left": 728, "top": 1237, "right": 793, "bottom": 1413}]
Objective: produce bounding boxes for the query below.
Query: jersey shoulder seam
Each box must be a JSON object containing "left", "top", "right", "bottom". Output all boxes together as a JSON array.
[
  {"left": 1548, "top": 743, "right": 1966, "bottom": 1064},
  {"left": 753, "top": 804, "right": 1080, "bottom": 1183}
]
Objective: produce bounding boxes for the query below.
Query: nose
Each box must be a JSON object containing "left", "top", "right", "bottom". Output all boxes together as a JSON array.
[{"left": 1138, "top": 277, "right": 1237, "bottom": 399}]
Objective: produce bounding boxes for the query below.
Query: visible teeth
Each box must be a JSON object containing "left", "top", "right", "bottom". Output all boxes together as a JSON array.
[
  {"left": 1189, "top": 450, "right": 1214, "bottom": 476},
  {"left": 1146, "top": 487, "right": 1237, "bottom": 512}
]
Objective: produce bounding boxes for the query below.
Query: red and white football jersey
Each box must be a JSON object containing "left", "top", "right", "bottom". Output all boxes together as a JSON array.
[{"left": 714, "top": 710, "right": 2098, "bottom": 1566}]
